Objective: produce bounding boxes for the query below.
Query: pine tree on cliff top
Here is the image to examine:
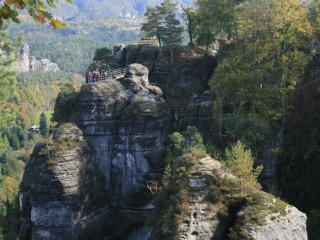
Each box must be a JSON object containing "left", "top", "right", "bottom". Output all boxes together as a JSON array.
[
  {"left": 141, "top": 6, "right": 164, "bottom": 47},
  {"left": 160, "top": 0, "right": 183, "bottom": 66}
]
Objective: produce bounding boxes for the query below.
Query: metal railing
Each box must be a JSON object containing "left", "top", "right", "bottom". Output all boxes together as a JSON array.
[
  {"left": 167, "top": 95, "right": 213, "bottom": 107},
  {"left": 87, "top": 68, "right": 126, "bottom": 82}
]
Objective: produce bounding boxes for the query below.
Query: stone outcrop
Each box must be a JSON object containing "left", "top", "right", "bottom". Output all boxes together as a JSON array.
[
  {"left": 14, "top": 43, "right": 60, "bottom": 73},
  {"left": 20, "top": 124, "right": 108, "bottom": 239},
  {"left": 115, "top": 43, "right": 160, "bottom": 72},
  {"left": 115, "top": 44, "right": 216, "bottom": 99},
  {"left": 20, "top": 65, "right": 172, "bottom": 239},
  {"left": 172, "top": 157, "right": 308, "bottom": 240},
  {"left": 235, "top": 205, "right": 307, "bottom": 240},
  {"left": 76, "top": 79, "right": 171, "bottom": 209},
  {"left": 150, "top": 47, "right": 216, "bottom": 98},
  {"left": 179, "top": 90, "right": 215, "bottom": 139},
  {"left": 121, "top": 63, "right": 163, "bottom": 96},
  {"left": 113, "top": 44, "right": 126, "bottom": 66},
  {"left": 13, "top": 43, "right": 30, "bottom": 72},
  {"left": 114, "top": 44, "right": 217, "bottom": 138}
]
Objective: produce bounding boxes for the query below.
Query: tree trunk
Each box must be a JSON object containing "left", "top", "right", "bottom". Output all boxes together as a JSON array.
[
  {"left": 188, "top": 14, "right": 193, "bottom": 46},
  {"left": 157, "top": 36, "right": 162, "bottom": 48},
  {"left": 188, "top": 22, "right": 193, "bottom": 46},
  {"left": 170, "top": 36, "right": 174, "bottom": 66},
  {"left": 232, "top": 0, "right": 238, "bottom": 41}
]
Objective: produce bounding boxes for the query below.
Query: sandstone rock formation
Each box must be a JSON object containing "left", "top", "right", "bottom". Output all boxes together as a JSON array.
[
  {"left": 115, "top": 43, "right": 160, "bottom": 72},
  {"left": 14, "top": 43, "right": 60, "bottom": 73},
  {"left": 20, "top": 67, "right": 172, "bottom": 239},
  {"left": 180, "top": 90, "right": 215, "bottom": 138},
  {"left": 76, "top": 79, "right": 171, "bottom": 208},
  {"left": 236, "top": 205, "right": 308, "bottom": 240},
  {"left": 114, "top": 43, "right": 217, "bottom": 139},
  {"left": 20, "top": 124, "right": 108, "bottom": 239},
  {"left": 115, "top": 44, "right": 216, "bottom": 99},
  {"left": 13, "top": 43, "right": 30, "bottom": 72},
  {"left": 121, "top": 63, "right": 163, "bottom": 96},
  {"left": 113, "top": 44, "right": 126, "bottom": 66},
  {"left": 171, "top": 157, "right": 308, "bottom": 240}
]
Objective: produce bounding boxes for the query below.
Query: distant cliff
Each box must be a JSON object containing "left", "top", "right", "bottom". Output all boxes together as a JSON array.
[{"left": 13, "top": 43, "right": 60, "bottom": 73}]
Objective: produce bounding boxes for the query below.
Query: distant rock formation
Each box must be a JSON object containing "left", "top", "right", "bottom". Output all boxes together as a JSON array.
[
  {"left": 13, "top": 43, "right": 60, "bottom": 73},
  {"left": 20, "top": 64, "right": 172, "bottom": 239}
]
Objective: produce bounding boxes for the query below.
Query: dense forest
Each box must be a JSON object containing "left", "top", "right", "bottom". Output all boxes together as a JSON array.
[{"left": 1, "top": 0, "right": 320, "bottom": 239}]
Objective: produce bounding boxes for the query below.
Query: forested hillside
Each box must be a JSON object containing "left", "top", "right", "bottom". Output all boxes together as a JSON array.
[
  {"left": 10, "top": 20, "right": 141, "bottom": 76},
  {"left": 47, "top": 0, "right": 191, "bottom": 21}
]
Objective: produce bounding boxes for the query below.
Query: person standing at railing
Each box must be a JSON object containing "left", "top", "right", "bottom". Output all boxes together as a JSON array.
[
  {"left": 196, "top": 96, "right": 200, "bottom": 104},
  {"left": 192, "top": 94, "right": 197, "bottom": 104},
  {"left": 85, "top": 71, "right": 89, "bottom": 83},
  {"left": 93, "top": 70, "right": 98, "bottom": 82},
  {"left": 104, "top": 70, "right": 108, "bottom": 80},
  {"left": 88, "top": 71, "right": 93, "bottom": 83},
  {"left": 97, "top": 69, "right": 101, "bottom": 82}
]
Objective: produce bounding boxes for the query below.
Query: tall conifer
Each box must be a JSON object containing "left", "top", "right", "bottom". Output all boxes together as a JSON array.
[
  {"left": 39, "top": 113, "right": 47, "bottom": 137},
  {"left": 160, "top": 0, "right": 183, "bottom": 66}
]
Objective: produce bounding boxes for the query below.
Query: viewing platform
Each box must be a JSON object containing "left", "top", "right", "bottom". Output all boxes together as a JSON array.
[{"left": 86, "top": 67, "right": 214, "bottom": 108}]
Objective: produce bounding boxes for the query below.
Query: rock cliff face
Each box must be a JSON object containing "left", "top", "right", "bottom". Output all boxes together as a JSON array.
[
  {"left": 76, "top": 78, "right": 171, "bottom": 208},
  {"left": 114, "top": 43, "right": 160, "bottom": 72},
  {"left": 20, "top": 124, "right": 108, "bottom": 239},
  {"left": 114, "top": 44, "right": 216, "bottom": 99},
  {"left": 20, "top": 65, "right": 172, "bottom": 239},
  {"left": 114, "top": 44, "right": 217, "bottom": 137},
  {"left": 14, "top": 43, "right": 60, "bottom": 73}
]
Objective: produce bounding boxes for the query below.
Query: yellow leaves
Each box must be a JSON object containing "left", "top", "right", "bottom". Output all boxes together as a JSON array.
[
  {"left": 272, "top": 0, "right": 312, "bottom": 38},
  {"left": 0, "top": 176, "right": 19, "bottom": 203},
  {"left": 49, "top": 18, "right": 67, "bottom": 30}
]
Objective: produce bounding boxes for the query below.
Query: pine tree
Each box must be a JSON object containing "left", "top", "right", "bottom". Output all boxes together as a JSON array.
[
  {"left": 225, "top": 141, "right": 263, "bottom": 187},
  {"left": 160, "top": 0, "right": 183, "bottom": 66},
  {"left": 92, "top": 47, "right": 118, "bottom": 69},
  {"left": 141, "top": 6, "right": 164, "bottom": 47},
  {"left": 195, "top": 13, "right": 215, "bottom": 54},
  {"left": 39, "top": 113, "right": 47, "bottom": 137}
]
